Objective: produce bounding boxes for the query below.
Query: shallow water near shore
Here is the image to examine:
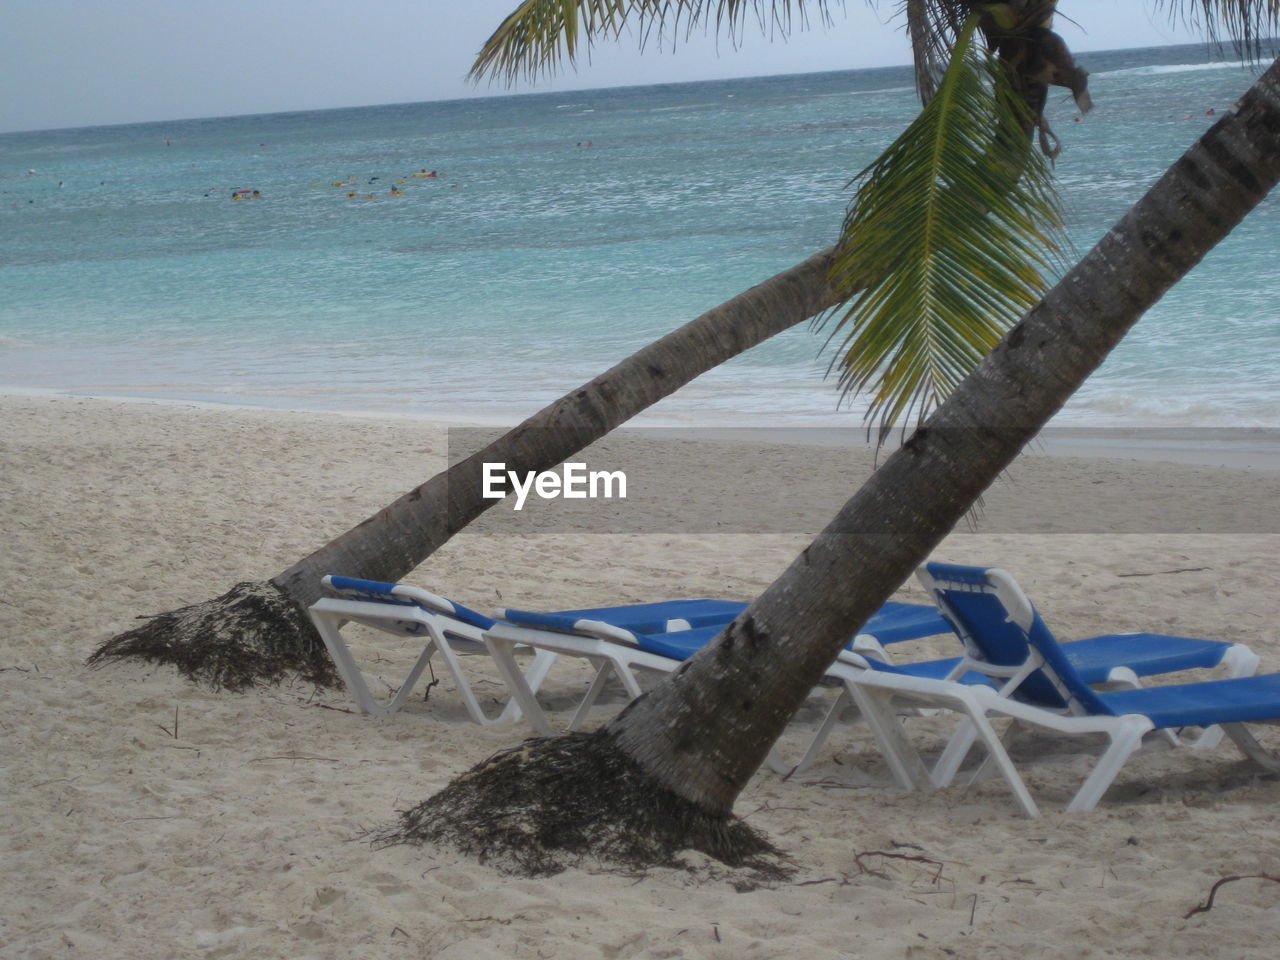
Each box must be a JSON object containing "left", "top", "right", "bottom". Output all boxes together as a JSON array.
[{"left": 1, "top": 42, "right": 1276, "bottom": 427}]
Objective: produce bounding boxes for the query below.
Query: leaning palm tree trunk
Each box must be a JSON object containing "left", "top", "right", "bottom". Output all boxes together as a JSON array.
[
  {"left": 390, "top": 58, "right": 1280, "bottom": 871},
  {"left": 89, "top": 249, "right": 839, "bottom": 688}
]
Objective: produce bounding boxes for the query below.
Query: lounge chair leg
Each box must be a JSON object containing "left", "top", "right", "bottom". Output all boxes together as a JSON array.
[
  {"left": 567, "top": 658, "right": 616, "bottom": 731},
  {"left": 381, "top": 638, "right": 443, "bottom": 717},
  {"left": 1221, "top": 722, "right": 1280, "bottom": 771},
  {"left": 954, "top": 706, "right": 1041, "bottom": 818},
  {"left": 844, "top": 684, "right": 931, "bottom": 792},
  {"left": 931, "top": 719, "right": 979, "bottom": 789},
  {"left": 615, "top": 662, "right": 646, "bottom": 700},
  {"left": 496, "top": 649, "right": 560, "bottom": 723},
  {"left": 483, "top": 636, "right": 556, "bottom": 736},
  {"left": 310, "top": 610, "right": 405, "bottom": 718},
  {"left": 763, "top": 746, "right": 793, "bottom": 775},
  {"left": 436, "top": 638, "right": 506, "bottom": 725},
  {"left": 964, "top": 717, "right": 1028, "bottom": 786},
  {"left": 791, "top": 688, "right": 854, "bottom": 775},
  {"left": 1183, "top": 647, "right": 1264, "bottom": 750},
  {"left": 1064, "top": 717, "right": 1152, "bottom": 813}
]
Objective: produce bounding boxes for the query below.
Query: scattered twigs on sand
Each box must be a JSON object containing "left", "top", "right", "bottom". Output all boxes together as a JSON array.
[
  {"left": 313, "top": 702, "right": 357, "bottom": 714},
  {"left": 1183, "top": 873, "right": 1280, "bottom": 919},
  {"left": 1117, "top": 567, "right": 1210, "bottom": 578},
  {"left": 854, "top": 850, "right": 947, "bottom": 883},
  {"left": 156, "top": 705, "right": 179, "bottom": 739}
]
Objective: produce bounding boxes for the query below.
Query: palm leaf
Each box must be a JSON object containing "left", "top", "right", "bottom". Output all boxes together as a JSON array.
[
  {"left": 470, "top": 1, "right": 838, "bottom": 84},
  {"left": 1155, "top": 1, "right": 1280, "bottom": 57},
  {"left": 824, "top": 12, "right": 1067, "bottom": 432}
]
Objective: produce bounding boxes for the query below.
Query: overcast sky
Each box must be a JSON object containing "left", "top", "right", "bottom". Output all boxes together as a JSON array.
[{"left": 1, "top": 2, "right": 1208, "bottom": 134}]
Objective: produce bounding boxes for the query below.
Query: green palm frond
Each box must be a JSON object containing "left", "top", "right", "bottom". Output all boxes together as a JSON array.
[
  {"left": 470, "top": 1, "right": 837, "bottom": 84},
  {"left": 824, "top": 12, "right": 1067, "bottom": 432}
]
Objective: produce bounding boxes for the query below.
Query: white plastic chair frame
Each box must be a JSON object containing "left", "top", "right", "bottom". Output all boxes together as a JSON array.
[
  {"left": 308, "top": 590, "right": 557, "bottom": 724},
  {"left": 483, "top": 620, "right": 802, "bottom": 774},
  {"left": 483, "top": 620, "right": 700, "bottom": 733},
  {"left": 916, "top": 567, "right": 1275, "bottom": 814}
]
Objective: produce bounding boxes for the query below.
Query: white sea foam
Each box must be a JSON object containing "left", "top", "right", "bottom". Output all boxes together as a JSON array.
[
  {"left": 811, "top": 85, "right": 916, "bottom": 99},
  {"left": 1096, "top": 61, "right": 1246, "bottom": 78}
]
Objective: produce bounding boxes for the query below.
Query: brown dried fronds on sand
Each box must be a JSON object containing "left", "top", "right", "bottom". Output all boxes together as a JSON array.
[
  {"left": 376, "top": 729, "right": 793, "bottom": 884},
  {"left": 87, "top": 580, "right": 338, "bottom": 690}
]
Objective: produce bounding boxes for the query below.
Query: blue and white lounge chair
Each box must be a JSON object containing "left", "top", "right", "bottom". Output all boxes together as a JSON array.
[
  {"left": 782, "top": 564, "right": 1260, "bottom": 778},
  {"left": 912, "top": 562, "right": 1276, "bottom": 813},
  {"left": 310, "top": 576, "right": 960, "bottom": 781},
  {"left": 917, "top": 561, "right": 1259, "bottom": 762},
  {"left": 483, "top": 601, "right": 954, "bottom": 776},
  {"left": 485, "top": 600, "right": 1178, "bottom": 797},
  {"left": 310, "top": 573, "right": 983, "bottom": 789},
  {"left": 309, "top": 577, "right": 779, "bottom": 722},
  {"left": 484, "top": 600, "right": 952, "bottom": 736},
  {"left": 308, "top": 576, "right": 548, "bottom": 723},
  {"left": 787, "top": 626, "right": 1259, "bottom": 781},
  {"left": 486, "top": 578, "right": 1265, "bottom": 798},
  {"left": 309, "top": 577, "right": 951, "bottom": 728}
]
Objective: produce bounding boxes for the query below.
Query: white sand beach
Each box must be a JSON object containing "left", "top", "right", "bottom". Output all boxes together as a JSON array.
[{"left": 3, "top": 392, "right": 1279, "bottom": 959}]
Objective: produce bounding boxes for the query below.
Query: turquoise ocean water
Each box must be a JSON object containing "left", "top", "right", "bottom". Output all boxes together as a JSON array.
[{"left": 1, "top": 42, "right": 1276, "bottom": 427}]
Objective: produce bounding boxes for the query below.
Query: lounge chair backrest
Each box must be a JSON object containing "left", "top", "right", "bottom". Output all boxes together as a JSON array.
[
  {"left": 323, "top": 575, "right": 496, "bottom": 630},
  {"left": 985, "top": 567, "right": 1113, "bottom": 715},
  {"left": 919, "top": 562, "right": 1109, "bottom": 714}
]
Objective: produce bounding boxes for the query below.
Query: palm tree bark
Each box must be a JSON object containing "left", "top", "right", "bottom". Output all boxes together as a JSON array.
[
  {"left": 89, "top": 248, "right": 839, "bottom": 688},
  {"left": 386, "top": 57, "right": 1280, "bottom": 871},
  {"left": 270, "top": 247, "right": 838, "bottom": 608}
]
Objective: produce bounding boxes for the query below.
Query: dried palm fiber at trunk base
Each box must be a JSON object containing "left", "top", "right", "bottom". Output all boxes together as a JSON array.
[
  {"left": 376, "top": 729, "right": 791, "bottom": 881},
  {"left": 87, "top": 580, "right": 337, "bottom": 690}
]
